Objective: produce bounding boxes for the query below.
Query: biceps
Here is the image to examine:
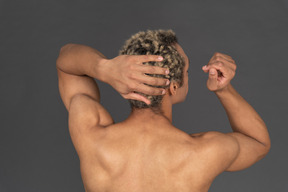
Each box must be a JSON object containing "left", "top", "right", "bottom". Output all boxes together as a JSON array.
[{"left": 225, "top": 132, "right": 269, "bottom": 172}]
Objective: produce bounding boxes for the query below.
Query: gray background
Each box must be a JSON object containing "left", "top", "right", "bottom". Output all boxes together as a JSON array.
[{"left": 0, "top": 0, "right": 287, "bottom": 191}]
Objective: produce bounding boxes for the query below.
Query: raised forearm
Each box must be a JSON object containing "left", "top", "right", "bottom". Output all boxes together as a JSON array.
[
  {"left": 56, "top": 43, "right": 108, "bottom": 82},
  {"left": 215, "top": 84, "right": 270, "bottom": 147},
  {"left": 56, "top": 43, "right": 169, "bottom": 104}
]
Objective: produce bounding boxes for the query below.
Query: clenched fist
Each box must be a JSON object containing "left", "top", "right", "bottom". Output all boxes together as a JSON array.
[{"left": 202, "top": 52, "right": 237, "bottom": 92}]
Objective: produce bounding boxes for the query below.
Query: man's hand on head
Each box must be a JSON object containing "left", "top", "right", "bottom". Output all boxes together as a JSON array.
[
  {"left": 202, "top": 52, "right": 237, "bottom": 93},
  {"left": 100, "top": 55, "right": 170, "bottom": 105}
]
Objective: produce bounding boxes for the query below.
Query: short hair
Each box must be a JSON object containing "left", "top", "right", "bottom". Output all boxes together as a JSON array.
[{"left": 119, "top": 29, "right": 185, "bottom": 111}]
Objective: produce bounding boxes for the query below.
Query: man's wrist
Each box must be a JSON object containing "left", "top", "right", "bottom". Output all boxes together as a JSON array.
[
  {"left": 93, "top": 57, "right": 110, "bottom": 84},
  {"left": 214, "top": 84, "right": 233, "bottom": 98}
]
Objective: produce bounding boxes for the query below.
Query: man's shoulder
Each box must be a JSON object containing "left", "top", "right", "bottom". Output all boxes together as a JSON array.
[
  {"left": 188, "top": 131, "right": 239, "bottom": 173},
  {"left": 190, "top": 131, "right": 238, "bottom": 150},
  {"left": 190, "top": 131, "right": 226, "bottom": 139}
]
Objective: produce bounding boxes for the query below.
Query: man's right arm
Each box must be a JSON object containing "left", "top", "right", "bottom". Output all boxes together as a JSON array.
[
  {"left": 216, "top": 84, "right": 270, "bottom": 171},
  {"left": 202, "top": 53, "right": 271, "bottom": 172}
]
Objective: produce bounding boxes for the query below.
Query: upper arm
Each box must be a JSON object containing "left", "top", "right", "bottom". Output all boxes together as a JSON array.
[
  {"left": 192, "top": 131, "right": 270, "bottom": 173},
  {"left": 224, "top": 132, "right": 270, "bottom": 172},
  {"left": 56, "top": 67, "right": 114, "bottom": 129},
  {"left": 198, "top": 131, "right": 268, "bottom": 171}
]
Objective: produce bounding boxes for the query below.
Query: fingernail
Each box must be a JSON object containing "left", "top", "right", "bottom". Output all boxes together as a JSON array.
[
  {"left": 210, "top": 70, "right": 215, "bottom": 75},
  {"left": 165, "top": 69, "right": 169, "bottom": 74},
  {"left": 166, "top": 80, "right": 170, "bottom": 85},
  {"left": 162, "top": 89, "right": 166, "bottom": 94},
  {"left": 203, "top": 65, "right": 207, "bottom": 69},
  {"left": 158, "top": 56, "right": 163, "bottom": 61}
]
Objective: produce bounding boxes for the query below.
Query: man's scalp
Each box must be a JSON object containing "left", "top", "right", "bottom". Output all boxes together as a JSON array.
[{"left": 119, "top": 29, "right": 185, "bottom": 110}]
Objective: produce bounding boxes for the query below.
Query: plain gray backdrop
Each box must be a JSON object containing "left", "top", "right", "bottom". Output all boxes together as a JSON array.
[{"left": 1, "top": 0, "right": 287, "bottom": 191}]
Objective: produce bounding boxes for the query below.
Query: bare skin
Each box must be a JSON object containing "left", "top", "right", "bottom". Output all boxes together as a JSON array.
[{"left": 56, "top": 43, "right": 271, "bottom": 192}]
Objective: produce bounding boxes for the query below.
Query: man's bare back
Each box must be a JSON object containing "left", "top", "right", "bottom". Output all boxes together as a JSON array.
[
  {"left": 56, "top": 41, "right": 270, "bottom": 192},
  {"left": 76, "top": 116, "right": 237, "bottom": 192}
]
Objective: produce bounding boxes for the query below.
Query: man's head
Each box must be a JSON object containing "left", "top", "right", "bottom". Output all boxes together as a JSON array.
[{"left": 119, "top": 29, "right": 189, "bottom": 110}]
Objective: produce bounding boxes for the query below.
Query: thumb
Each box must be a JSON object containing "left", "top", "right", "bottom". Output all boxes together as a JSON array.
[
  {"left": 207, "top": 68, "right": 218, "bottom": 90},
  {"left": 123, "top": 92, "right": 151, "bottom": 105},
  {"left": 209, "top": 68, "right": 217, "bottom": 79}
]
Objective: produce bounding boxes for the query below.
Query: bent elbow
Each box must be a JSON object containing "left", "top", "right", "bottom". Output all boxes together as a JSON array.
[
  {"left": 264, "top": 141, "right": 271, "bottom": 156},
  {"left": 56, "top": 43, "right": 74, "bottom": 68},
  {"left": 258, "top": 140, "right": 271, "bottom": 160},
  {"left": 259, "top": 124, "right": 271, "bottom": 158},
  {"left": 263, "top": 133, "right": 271, "bottom": 155},
  {"left": 60, "top": 43, "right": 74, "bottom": 53}
]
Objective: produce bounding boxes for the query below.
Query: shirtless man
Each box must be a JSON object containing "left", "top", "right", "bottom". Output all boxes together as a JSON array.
[{"left": 56, "top": 30, "right": 271, "bottom": 192}]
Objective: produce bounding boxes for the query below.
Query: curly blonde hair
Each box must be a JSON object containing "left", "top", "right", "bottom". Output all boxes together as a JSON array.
[{"left": 119, "top": 29, "right": 185, "bottom": 110}]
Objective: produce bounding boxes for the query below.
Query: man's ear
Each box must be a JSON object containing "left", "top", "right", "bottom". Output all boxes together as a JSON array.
[{"left": 168, "top": 81, "right": 179, "bottom": 96}]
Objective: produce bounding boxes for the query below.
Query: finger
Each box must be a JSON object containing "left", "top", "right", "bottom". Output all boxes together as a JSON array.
[
  {"left": 139, "top": 65, "right": 169, "bottom": 75},
  {"left": 209, "top": 59, "right": 236, "bottom": 71},
  {"left": 124, "top": 92, "right": 151, "bottom": 105},
  {"left": 135, "top": 55, "right": 163, "bottom": 64},
  {"left": 202, "top": 65, "right": 209, "bottom": 73},
  {"left": 203, "top": 62, "right": 230, "bottom": 77},
  {"left": 203, "top": 63, "right": 224, "bottom": 73},
  {"left": 213, "top": 52, "right": 233, "bottom": 60},
  {"left": 134, "top": 83, "right": 166, "bottom": 96},
  {"left": 213, "top": 55, "right": 235, "bottom": 64},
  {"left": 138, "top": 75, "right": 170, "bottom": 87}
]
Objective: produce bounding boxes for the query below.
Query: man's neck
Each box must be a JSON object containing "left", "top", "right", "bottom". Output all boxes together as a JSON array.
[
  {"left": 127, "top": 96, "right": 173, "bottom": 124},
  {"left": 130, "top": 108, "right": 170, "bottom": 122},
  {"left": 128, "top": 105, "right": 172, "bottom": 124}
]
